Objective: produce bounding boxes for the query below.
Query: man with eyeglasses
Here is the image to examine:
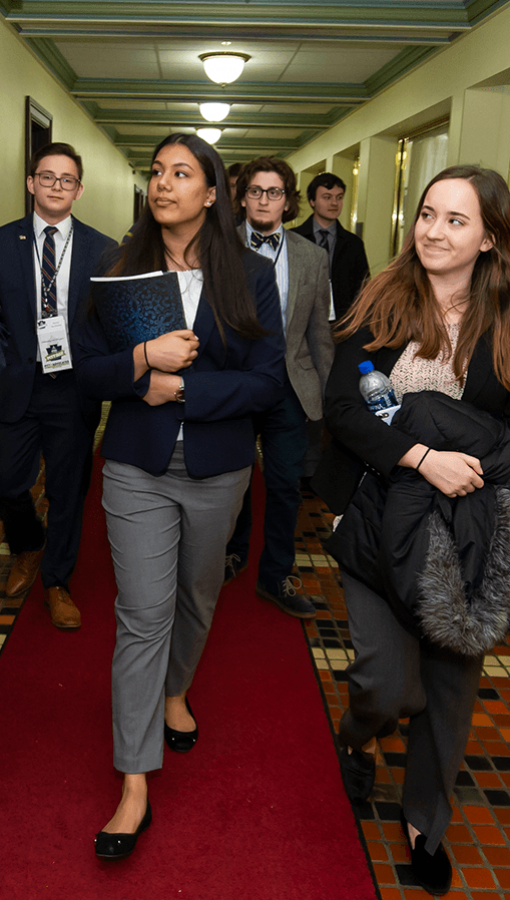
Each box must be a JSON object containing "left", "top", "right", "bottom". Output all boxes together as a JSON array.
[
  {"left": 224, "top": 156, "right": 334, "bottom": 619},
  {"left": 0, "top": 142, "right": 113, "bottom": 629}
]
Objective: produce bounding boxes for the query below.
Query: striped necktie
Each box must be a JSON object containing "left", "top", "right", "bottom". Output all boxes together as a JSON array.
[{"left": 41, "top": 226, "right": 58, "bottom": 317}]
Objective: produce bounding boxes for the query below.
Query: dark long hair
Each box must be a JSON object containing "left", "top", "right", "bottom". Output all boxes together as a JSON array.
[
  {"left": 335, "top": 165, "right": 510, "bottom": 390},
  {"left": 108, "top": 133, "right": 267, "bottom": 341}
]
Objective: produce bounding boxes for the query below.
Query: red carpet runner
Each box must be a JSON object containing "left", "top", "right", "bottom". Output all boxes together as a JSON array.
[{"left": 0, "top": 455, "right": 376, "bottom": 900}]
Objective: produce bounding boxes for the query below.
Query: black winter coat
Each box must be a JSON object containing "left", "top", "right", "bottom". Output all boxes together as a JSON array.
[{"left": 326, "top": 391, "right": 510, "bottom": 656}]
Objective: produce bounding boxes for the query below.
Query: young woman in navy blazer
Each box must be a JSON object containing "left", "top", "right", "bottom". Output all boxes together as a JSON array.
[{"left": 73, "top": 133, "right": 285, "bottom": 860}]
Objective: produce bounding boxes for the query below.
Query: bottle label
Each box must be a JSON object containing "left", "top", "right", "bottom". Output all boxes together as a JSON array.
[{"left": 367, "top": 390, "right": 397, "bottom": 412}]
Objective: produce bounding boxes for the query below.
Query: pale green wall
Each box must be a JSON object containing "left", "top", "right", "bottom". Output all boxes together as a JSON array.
[
  {"left": 0, "top": 16, "right": 146, "bottom": 241},
  {"left": 286, "top": 4, "right": 510, "bottom": 271}
]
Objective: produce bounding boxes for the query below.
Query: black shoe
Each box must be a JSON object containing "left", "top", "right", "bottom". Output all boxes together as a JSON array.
[
  {"left": 256, "top": 576, "right": 316, "bottom": 619},
  {"left": 223, "top": 553, "right": 248, "bottom": 586},
  {"left": 339, "top": 746, "right": 376, "bottom": 802},
  {"left": 400, "top": 811, "right": 452, "bottom": 896},
  {"left": 95, "top": 800, "right": 152, "bottom": 861},
  {"left": 164, "top": 696, "right": 198, "bottom": 753}
]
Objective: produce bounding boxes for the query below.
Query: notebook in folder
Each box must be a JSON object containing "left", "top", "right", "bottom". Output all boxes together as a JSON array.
[{"left": 90, "top": 270, "right": 186, "bottom": 353}]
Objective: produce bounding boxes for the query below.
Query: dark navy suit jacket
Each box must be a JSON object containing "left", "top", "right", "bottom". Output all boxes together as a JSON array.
[
  {"left": 292, "top": 214, "right": 370, "bottom": 320},
  {"left": 0, "top": 214, "right": 113, "bottom": 424},
  {"left": 73, "top": 251, "right": 286, "bottom": 478}
]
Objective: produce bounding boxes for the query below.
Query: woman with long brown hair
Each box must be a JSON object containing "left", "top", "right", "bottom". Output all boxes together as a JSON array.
[
  {"left": 315, "top": 165, "right": 510, "bottom": 895},
  {"left": 73, "top": 133, "right": 285, "bottom": 860}
]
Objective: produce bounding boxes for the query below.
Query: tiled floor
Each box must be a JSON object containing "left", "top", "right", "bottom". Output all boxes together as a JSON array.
[
  {"left": 2, "top": 446, "right": 510, "bottom": 899},
  {"left": 297, "top": 485, "right": 510, "bottom": 900}
]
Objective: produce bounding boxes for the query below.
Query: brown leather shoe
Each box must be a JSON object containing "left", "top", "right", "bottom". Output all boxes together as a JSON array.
[
  {"left": 5, "top": 546, "right": 45, "bottom": 597},
  {"left": 44, "top": 587, "right": 81, "bottom": 630}
]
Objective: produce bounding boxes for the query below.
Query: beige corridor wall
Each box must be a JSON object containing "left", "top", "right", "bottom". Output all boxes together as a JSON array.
[
  {"left": 0, "top": 16, "right": 146, "bottom": 241},
  {"left": 285, "top": 3, "right": 510, "bottom": 271}
]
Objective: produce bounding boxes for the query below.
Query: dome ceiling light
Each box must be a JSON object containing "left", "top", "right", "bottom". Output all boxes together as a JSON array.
[
  {"left": 199, "top": 52, "right": 250, "bottom": 85},
  {"left": 199, "top": 102, "right": 230, "bottom": 123},
  {"left": 196, "top": 127, "right": 222, "bottom": 145}
]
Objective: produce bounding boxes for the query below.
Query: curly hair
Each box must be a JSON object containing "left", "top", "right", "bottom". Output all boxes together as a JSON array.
[{"left": 235, "top": 156, "right": 300, "bottom": 222}]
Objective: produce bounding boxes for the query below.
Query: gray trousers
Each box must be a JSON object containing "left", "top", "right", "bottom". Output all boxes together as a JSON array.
[
  {"left": 339, "top": 571, "right": 483, "bottom": 854},
  {"left": 102, "top": 444, "right": 251, "bottom": 774}
]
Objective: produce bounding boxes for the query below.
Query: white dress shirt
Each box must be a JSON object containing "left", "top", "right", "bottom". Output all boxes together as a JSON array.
[
  {"left": 33, "top": 212, "right": 74, "bottom": 321},
  {"left": 245, "top": 220, "right": 289, "bottom": 328}
]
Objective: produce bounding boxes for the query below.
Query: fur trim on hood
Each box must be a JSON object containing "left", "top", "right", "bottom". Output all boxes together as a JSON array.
[{"left": 416, "top": 487, "right": 510, "bottom": 656}]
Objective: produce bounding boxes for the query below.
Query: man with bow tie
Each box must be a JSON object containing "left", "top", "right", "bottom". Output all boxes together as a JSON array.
[{"left": 225, "top": 156, "right": 334, "bottom": 619}]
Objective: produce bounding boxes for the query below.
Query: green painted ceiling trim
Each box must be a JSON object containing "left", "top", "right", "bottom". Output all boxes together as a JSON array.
[
  {"left": 6, "top": 0, "right": 474, "bottom": 8},
  {"left": 6, "top": 2, "right": 474, "bottom": 28},
  {"left": 24, "top": 36, "right": 76, "bottom": 90},
  {"left": 121, "top": 135, "right": 302, "bottom": 151},
  {"left": 71, "top": 79, "right": 369, "bottom": 104},
  {"left": 466, "top": 0, "right": 510, "bottom": 24},
  {"left": 92, "top": 109, "right": 336, "bottom": 130},
  {"left": 364, "top": 44, "right": 437, "bottom": 94},
  {"left": 126, "top": 138, "right": 303, "bottom": 157},
  {"left": 12, "top": 27, "right": 454, "bottom": 44}
]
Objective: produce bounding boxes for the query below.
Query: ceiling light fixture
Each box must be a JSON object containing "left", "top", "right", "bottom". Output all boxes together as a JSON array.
[
  {"left": 199, "top": 102, "right": 230, "bottom": 122},
  {"left": 199, "top": 52, "right": 250, "bottom": 85},
  {"left": 196, "top": 127, "right": 222, "bottom": 145}
]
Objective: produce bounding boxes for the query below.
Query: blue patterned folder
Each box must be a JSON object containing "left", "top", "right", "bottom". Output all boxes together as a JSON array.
[{"left": 90, "top": 271, "right": 187, "bottom": 353}]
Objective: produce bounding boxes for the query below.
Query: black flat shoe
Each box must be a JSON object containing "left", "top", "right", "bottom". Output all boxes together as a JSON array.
[
  {"left": 339, "top": 746, "right": 376, "bottom": 802},
  {"left": 400, "top": 811, "right": 452, "bottom": 896},
  {"left": 164, "top": 696, "right": 198, "bottom": 753},
  {"left": 95, "top": 799, "right": 152, "bottom": 861}
]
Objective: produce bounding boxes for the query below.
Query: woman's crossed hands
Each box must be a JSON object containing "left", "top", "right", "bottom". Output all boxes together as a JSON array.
[{"left": 146, "top": 330, "right": 199, "bottom": 372}]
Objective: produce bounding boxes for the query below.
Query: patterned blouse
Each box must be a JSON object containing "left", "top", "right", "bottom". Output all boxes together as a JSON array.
[{"left": 390, "top": 322, "right": 465, "bottom": 404}]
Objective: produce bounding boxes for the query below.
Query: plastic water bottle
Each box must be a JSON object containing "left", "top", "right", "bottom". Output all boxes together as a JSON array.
[{"left": 358, "top": 361, "right": 400, "bottom": 425}]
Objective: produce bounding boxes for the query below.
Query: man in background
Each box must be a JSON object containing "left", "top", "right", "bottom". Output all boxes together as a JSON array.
[
  {"left": 292, "top": 172, "right": 369, "bottom": 321},
  {"left": 225, "top": 157, "right": 334, "bottom": 619},
  {"left": 0, "top": 142, "right": 113, "bottom": 629}
]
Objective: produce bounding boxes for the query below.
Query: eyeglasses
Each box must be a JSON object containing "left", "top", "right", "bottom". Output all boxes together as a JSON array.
[
  {"left": 245, "top": 185, "right": 285, "bottom": 201},
  {"left": 35, "top": 172, "right": 80, "bottom": 191}
]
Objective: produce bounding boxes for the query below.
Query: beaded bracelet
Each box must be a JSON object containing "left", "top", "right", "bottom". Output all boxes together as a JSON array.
[{"left": 416, "top": 447, "right": 431, "bottom": 471}]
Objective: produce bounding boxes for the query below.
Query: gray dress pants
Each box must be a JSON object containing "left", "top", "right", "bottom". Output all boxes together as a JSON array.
[
  {"left": 102, "top": 443, "right": 251, "bottom": 774},
  {"left": 339, "top": 571, "right": 483, "bottom": 854}
]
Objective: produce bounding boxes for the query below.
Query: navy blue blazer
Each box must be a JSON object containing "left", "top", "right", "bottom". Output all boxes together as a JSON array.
[
  {"left": 0, "top": 214, "right": 114, "bottom": 424},
  {"left": 73, "top": 251, "right": 286, "bottom": 478}
]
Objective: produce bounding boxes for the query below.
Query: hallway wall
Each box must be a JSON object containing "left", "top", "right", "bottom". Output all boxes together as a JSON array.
[
  {"left": 286, "top": 4, "right": 510, "bottom": 273},
  {"left": 0, "top": 17, "right": 146, "bottom": 242}
]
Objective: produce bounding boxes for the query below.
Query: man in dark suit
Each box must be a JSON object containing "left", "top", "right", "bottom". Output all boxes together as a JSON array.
[
  {"left": 0, "top": 142, "right": 113, "bottom": 629},
  {"left": 292, "top": 172, "right": 369, "bottom": 321},
  {"left": 225, "top": 157, "right": 334, "bottom": 619}
]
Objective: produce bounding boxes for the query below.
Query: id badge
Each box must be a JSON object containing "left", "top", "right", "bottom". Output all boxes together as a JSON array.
[{"left": 36, "top": 315, "right": 73, "bottom": 374}]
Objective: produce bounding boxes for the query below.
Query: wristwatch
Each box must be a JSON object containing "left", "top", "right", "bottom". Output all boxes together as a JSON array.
[{"left": 174, "top": 377, "right": 185, "bottom": 403}]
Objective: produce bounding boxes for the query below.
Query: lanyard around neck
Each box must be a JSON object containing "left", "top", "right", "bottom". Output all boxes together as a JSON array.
[{"left": 33, "top": 223, "right": 74, "bottom": 305}]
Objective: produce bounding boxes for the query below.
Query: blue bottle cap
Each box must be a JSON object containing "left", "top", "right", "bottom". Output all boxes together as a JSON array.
[{"left": 358, "top": 361, "right": 375, "bottom": 374}]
